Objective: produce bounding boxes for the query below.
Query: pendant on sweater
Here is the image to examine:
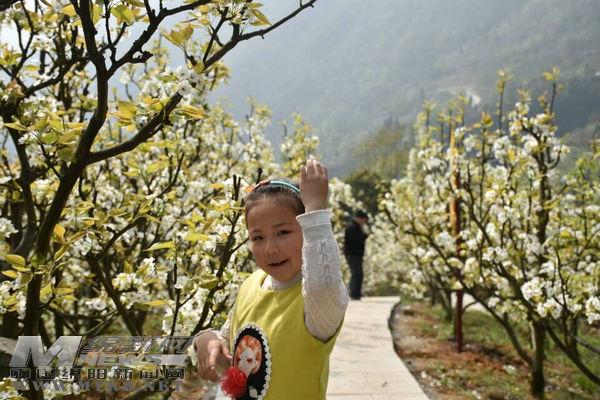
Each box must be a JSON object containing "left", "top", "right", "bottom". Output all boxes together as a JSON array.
[{"left": 221, "top": 323, "right": 271, "bottom": 400}]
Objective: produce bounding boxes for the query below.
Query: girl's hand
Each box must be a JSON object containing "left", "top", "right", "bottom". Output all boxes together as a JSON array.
[
  {"left": 300, "top": 156, "right": 329, "bottom": 212},
  {"left": 195, "top": 332, "right": 232, "bottom": 382}
]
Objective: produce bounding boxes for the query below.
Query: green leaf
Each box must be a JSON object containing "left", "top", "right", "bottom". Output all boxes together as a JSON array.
[
  {"left": 142, "top": 214, "right": 160, "bottom": 223},
  {"left": 62, "top": 4, "right": 77, "bottom": 17},
  {"left": 113, "top": 101, "right": 137, "bottom": 127},
  {"left": 20, "top": 273, "right": 33, "bottom": 286},
  {"left": 40, "top": 131, "right": 58, "bottom": 144},
  {"left": 132, "top": 302, "right": 149, "bottom": 311},
  {"left": 164, "top": 24, "right": 193, "bottom": 47},
  {"left": 40, "top": 283, "right": 52, "bottom": 298},
  {"left": 164, "top": 30, "right": 185, "bottom": 46},
  {"left": 180, "top": 105, "right": 206, "bottom": 119},
  {"left": 69, "top": 232, "right": 86, "bottom": 243},
  {"left": 124, "top": 168, "right": 139, "bottom": 178},
  {"left": 198, "top": 273, "right": 218, "bottom": 289},
  {"left": 76, "top": 201, "right": 94, "bottom": 213},
  {"left": 250, "top": 9, "right": 271, "bottom": 26},
  {"left": 4, "top": 294, "right": 18, "bottom": 306},
  {"left": 5, "top": 254, "right": 26, "bottom": 268},
  {"left": 181, "top": 24, "right": 193, "bottom": 41},
  {"left": 53, "top": 224, "right": 66, "bottom": 242},
  {"left": 146, "top": 160, "right": 165, "bottom": 174},
  {"left": 124, "top": 261, "right": 133, "bottom": 274},
  {"left": 57, "top": 131, "right": 77, "bottom": 145},
  {"left": 213, "top": 202, "right": 231, "bottom": 212},
  {"left": 192, "top": 61, "right": 205, "bottom": 74},
  {"left": 54, "top": 244, "right": 70, "bottom": 262},
  {"left": 542, "top": 71, "right": 554, "bottom": 81},
  {"left": 184, "top": 232, "right": 209, "bottom": 242},
  {"left": 4, "top": 122, "right": 27, "bottom": 131},
  {"left": 138, "top": 202, "right": 152, "bottom": 214},
  {"left": 111, "top": 4, "right": 135, "bottom": 24},
  {"left": 481, "top": 112, "right": 493, "bottom": 128},
  {"left": 82, "top": 218, "right": 95, "bottom": 227},
  {"left": 145, "top": 241, "right": 175, "bottom": 252},
  {"left": 48, "top": 118, "right": 64, "bottom": 131},
  {"left": 92, "top": 4, "right": 103, "bottom": 25},
  {"left": 108, "top": 208, "right": 127, "bottom": 217},
  {"left": 117, "top": 101, "right": 137, "bottom": 119},
  {"left": 0, "top": 48, "right": 21, "bottom": 67},
  {"left": 55, "top": 287, "right": 75, "bottom": 296},
  {"left": 145, "top": 299, "right": 169, "bottom": 307},
  {"left": 1, "top": 270, "right": 18, "bottom": 279}
]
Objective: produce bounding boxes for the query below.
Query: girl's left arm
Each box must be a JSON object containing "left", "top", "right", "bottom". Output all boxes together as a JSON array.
[{"left": 296, "top": 209, "right": 349, "bottom": 342}]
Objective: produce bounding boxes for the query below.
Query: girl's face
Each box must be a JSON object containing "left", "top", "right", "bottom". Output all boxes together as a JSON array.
[{"left": 246, "top": 198, "right": 303, "bottom": 283}]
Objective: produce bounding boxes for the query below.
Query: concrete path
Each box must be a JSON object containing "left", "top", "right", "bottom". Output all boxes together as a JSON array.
[{"left": 327, "top": 297, "right": 429, "bottom": 399}]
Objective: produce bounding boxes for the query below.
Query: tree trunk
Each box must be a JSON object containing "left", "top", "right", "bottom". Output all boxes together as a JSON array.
[
  {"left": 440, "top": 288, "right": 453, "bottom": 322},
  {"left": 428, "top": 284, "right": 438, "bottom": 306},
  {"left": 530, "top": 319, "right": 546, "bottom": 399},
  {"left": 568, "top": 317, "right": 580, "bottom": 359},
  {"left": 1, "top": 312, "right": 18, "bottom": 338},
  {"left": 454, "top": 289, "right": 464, "bottom": 352}
]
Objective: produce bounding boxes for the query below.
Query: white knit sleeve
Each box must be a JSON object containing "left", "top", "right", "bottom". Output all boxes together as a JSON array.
[
  {"left": 196, "top": 309, "right": 231, "bottom": 347},
  {"left": 296, "top": 209, "right": 349, "bottom": 342},
  {"left": 218, "top": 312, "right": 231, "bottom": 346}
]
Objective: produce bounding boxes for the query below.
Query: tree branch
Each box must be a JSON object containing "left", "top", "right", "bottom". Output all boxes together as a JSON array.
[
  {"left": 3, "top": 123, "right": 38, "bottom": 256},
  {"left": 86, "top": 94, "right": 181, "bottom": 164},
  {"left": 87, "top": 256, "right": 142, "bottom": 336},
  {"left": 107, "top": 0, "right": 212, "bottom": 77},
  {"left": 0, "top": 0, "right": 19, "bottom": 12},
  {"left": 543, "top": 320, "right": 600, "bottom": 385}
]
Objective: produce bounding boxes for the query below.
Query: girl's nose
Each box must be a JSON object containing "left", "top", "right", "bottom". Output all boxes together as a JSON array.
[{"left": 264, "top": 239, "right": 278, "bottom": 256}]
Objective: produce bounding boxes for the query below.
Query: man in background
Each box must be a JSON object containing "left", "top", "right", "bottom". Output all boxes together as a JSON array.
[{"left": 343, "top": 210, "right": 369, "bottom": 300}]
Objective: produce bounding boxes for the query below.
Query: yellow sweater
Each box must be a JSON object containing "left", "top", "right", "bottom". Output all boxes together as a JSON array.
[{"left": 230, "top": 270, "right": 339, "bottom": 400}]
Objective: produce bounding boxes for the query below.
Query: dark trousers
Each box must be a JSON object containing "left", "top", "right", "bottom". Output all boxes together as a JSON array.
[{"left": 345, "top": 254, "right": 364, "bottom": 299}]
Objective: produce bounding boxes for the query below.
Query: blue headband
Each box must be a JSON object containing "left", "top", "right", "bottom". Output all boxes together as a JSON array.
[
  {"left": 270, "top": 180, "right": 301, "bottom": 195},
  {"left": 252, "top": 179, "right": 301, "bottom": 196}
]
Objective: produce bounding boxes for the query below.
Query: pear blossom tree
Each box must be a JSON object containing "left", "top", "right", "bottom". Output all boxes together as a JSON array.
[
  {"left": 0, "top": 1, "right": 319, "bottom": 398},
  {"left": 377, "top": 70, "right": 600, "bottom": 398},
  {"left": 0, "top": 0, "right": 318, "bottom": 337},
  {"left": 0, "top": 32, "right": 356, "bottom": 399},
  {"left": 0, "top": 85, "right": 283, "bottom": 399}
]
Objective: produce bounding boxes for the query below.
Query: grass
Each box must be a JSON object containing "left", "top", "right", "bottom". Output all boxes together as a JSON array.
[{"left": 394, "top": 302, "right": 600, "bottom": 399}]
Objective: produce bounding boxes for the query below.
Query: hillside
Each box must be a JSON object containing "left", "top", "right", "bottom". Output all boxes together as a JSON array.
[{"left": 212, "top": 0, "right": 600, "bottom": 177}]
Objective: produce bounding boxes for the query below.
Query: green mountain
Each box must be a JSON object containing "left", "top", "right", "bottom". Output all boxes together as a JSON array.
[{"left": 212, "top": 0, "right": 600, "bottom": 177}]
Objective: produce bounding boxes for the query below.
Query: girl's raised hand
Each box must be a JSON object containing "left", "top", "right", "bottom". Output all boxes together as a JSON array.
[{"left": 300, "top": 156, "right": 329, "bottom": 212}]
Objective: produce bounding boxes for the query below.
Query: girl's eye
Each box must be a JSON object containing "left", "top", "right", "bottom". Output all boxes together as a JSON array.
[{"left": 251, "top": 231, "right": 289, "bottom": 241}]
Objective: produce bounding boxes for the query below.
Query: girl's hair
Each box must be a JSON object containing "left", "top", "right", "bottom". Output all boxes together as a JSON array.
[{"left": 244, "top": 178, "right": 305, "bottom": 221}]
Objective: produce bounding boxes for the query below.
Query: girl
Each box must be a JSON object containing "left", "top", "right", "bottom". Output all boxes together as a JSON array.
[{"left": 194, "top": 157, "right": 349, "bottom": 399}]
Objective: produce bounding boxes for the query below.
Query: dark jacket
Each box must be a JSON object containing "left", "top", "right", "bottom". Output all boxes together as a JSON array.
[{"left": 343, "top": 220, "right": 368, "bottom": 256}]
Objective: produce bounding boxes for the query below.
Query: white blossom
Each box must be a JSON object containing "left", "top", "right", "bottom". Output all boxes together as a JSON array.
[
  {"left": 585, "top": 297, "right": 600, "bottom": 324},
  {"left": 0, "top": 217, "right": 17, "bottom": 240}
]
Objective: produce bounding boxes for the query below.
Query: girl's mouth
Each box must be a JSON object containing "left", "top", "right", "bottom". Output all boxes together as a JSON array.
[{"left": 269, "top": 259, "right": 288, "bottom": 267}]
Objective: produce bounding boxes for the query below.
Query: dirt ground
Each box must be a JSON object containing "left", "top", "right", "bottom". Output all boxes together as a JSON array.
[
  {"left": 389, "top": 302, "right": 600, "bottom": 400},
  {"left": 390, "top": 302, "right": 534, "bottom": 400}
]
